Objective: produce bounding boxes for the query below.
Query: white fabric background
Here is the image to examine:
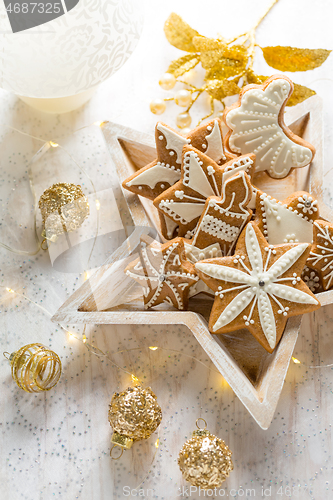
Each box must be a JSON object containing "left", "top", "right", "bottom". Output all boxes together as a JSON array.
[{"left": 0, "top": 1, "right": 333, "bottom": 499}]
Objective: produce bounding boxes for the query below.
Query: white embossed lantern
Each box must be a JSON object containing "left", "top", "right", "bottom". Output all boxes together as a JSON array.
[{"left": 0, "top": 0, "right": 143, "bottom": 112}]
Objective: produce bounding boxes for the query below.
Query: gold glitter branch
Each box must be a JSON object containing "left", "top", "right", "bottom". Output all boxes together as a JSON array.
[{"left": 151, "top": 1, "right": 331, "bottom": 129}]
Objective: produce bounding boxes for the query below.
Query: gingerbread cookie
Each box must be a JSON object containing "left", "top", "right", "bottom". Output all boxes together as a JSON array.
[
  {"left": 223, "top": 75, "right": 315, "bottom": 179},
  {"left": 190, "top": 170, "right": 253, "bottom": 256},
  {"left": 301, "top": 266, "right": 323, "bottom": 294},
  {"left": 184, "top": 241, "right": 223, "bottom": 298},
  {"left": 125, "top": 236, "right": 198, "bottom": 310},
  {"left": 154, "top": 147, "right": 256, "bottom": 238},
  {"left": 307, "top": 220, "right": 333, "bottom": 290},
  {"left": 195, "top": 222, "right": 320, "bottom": 353},
  {"left": 122, "top": 118, "right": 233, "bottom": 201},
  {"left": 255, "top": 190, "right": 319, "bottom": 245}
]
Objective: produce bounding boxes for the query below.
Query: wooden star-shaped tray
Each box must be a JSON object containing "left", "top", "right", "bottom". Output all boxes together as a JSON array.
[{"left": 52, "top": 96, "right": 333, "bottom": 429}]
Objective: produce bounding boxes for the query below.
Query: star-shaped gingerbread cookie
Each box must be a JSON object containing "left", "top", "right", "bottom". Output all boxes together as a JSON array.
[
  {"left": 255, "top": 189, "right": 319, "bottom": 245},
  {"left": 195, "top": 222, "right": 321, "bottom": 353},
  {"left": 154, "top": 147, "right": 256, "bottom": 238},
  {"left": 122, "top": 118, "right": 233, "bottom": 200},
  {"left": 307, "top": 220, "right": 333, "bottom": 290},
  {"left": 125, "top": 236, "right": 198, "bottom": 310}
]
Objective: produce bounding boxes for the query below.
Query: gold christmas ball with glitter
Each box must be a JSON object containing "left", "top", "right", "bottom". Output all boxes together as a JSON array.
[
  {"left": 108, "top": 385, "right": 162, "bottom": 449},
  {"left": 178, "top": 422, "right": 233, "bottom": 489},
  {"left": 38, "top": 183, "right": 89, "bottom": 241},
  {"left": 7, "top": 343, "right": 62, "bottom": 393}
]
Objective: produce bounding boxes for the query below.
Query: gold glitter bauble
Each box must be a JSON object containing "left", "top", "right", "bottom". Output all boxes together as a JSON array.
[
  {"left": 150, "top": 98, "right": 166, "bottom": 115},
  {"left": 38, "top": 183, "right": 89, "bottom": 241},
  {"left": 178, "top": 420, "right": 233, "bottom": 489},
  {"left": 108, "top": 385, "right": 162, "bottom": 449},
  {"left": 7, "top": 343, "right": 62, "bottom": 393}
]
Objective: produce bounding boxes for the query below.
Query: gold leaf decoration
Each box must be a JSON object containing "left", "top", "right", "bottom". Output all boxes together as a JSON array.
[
  {"left": 164, "top": 13, "right": 200, "bottom": 52},
  {"left": 287, "top": 83, "right": 316, "bottom": 107},
  {"left": 167, "top": 54, "right": 200, "bottom": 78},
  {"left": 155, "top": 6, "right": 331, "bottom": 128},
  {"left": 194, "top": 36, "right": 247, "bottom": 72},
  {"left": 205, "top": 79, "right": 240, "bottom": 101},
  {"left": 245, "top": 70, "right": 269, "bottom": 85},
  {"left": 261, "top": 46, "right": 331, "bottom": 72}
]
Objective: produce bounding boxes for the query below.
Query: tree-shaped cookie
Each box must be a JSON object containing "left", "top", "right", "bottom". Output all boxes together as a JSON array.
[
  {"left": 190, "top": 170, "right": 253, "bottom": 256},
  {"left": 125, "top": 236, "right": 198, "bottom": 310},
  {"left": 195, "top": 222, "right": 320, "bottom": 353},
  {"left": 224, "top": 75, "right": 315, "bottom": 178}
]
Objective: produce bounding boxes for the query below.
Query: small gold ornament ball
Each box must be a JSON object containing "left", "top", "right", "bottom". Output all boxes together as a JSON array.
[
  {"left": 150, "top": 98, "right": 166, "bottom": 115},
  {"left": 108, "top": 385, "right": 162, "bottom": 443},
  {"left": 178, "top": 431, "right": 233, "bottom": 489},
  {"left": 175, "top": 89, "right": 192, "bottom": 107},
  {"left": 176, "top": 112, "right": 192, "bottom": 129},
  {"left": 159, "top": 73, "right": 176, "bottom": 90}
]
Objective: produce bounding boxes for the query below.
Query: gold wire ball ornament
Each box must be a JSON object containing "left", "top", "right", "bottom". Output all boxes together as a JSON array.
[
  {"left": 3, "top": 343, "right": 62, "bottom": 393},
  {"left": 108, "top": 385, "right": 162, "bottom": 459},
  {"left": 178, "top": 418, "right": 234, "bottom": 489},
  {"left": 38, "top": 183, "right": 89, "bottom": 245}
]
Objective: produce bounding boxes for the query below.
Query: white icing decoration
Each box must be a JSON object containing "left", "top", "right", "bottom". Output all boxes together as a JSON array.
[
  {"left": 257, "top": 291, "right": 276, "bottom": 348},
  {"left": 126, "top": 162, "right": 180, "bottom": 189},
  {"left": 270, "top": 283, "right": 318, "bottom": 304},
  {"left": 297, "top": 193, "right": 318, "bottom": 215},
  {"left": 156, "top": 123, "right": 190, "bottom": 164},
  {"left": 267, "top": 243, "right": 308, "bottom": 281},
  {"left": 183, "top": 151, "right": 216, "bottom": 197},
  {"left": 205, "top": 119, "right": 226, "bottom": 162},
  {"left": 225, "top": 78, "right": 314, "bottom": 178},
  {"left": 199, "top": 216, "right": 241, "bottom": 242},
  {"left": 246, "top": 223, "right": 263, "bottom": 275},
  {"left": 195, "top": 262, "right": 253, "bottom": 284},
  {"left": 163, "top": 216, "right": 178, "bottom": 239},
  {"left": 196, "top": 222, "right": 319, "bottom": 348},
  {"left": 212, "top": 289, "right": 254, "bottom": 331},
  {"left": 159, "top": 200, "right": 204, "bottom": 224},
  {"left": 260, "top": 193, "right": 313, "bottom": 245}
]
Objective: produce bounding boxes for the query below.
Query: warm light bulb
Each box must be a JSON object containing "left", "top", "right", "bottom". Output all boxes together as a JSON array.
[
  {"left": 149, "top": 346, "right": 158, "bottom": 351},
  {"left": 6, "top": 288, "right": 14, "bottom": 293},
  {"left": 292, "top": 357, "right": 301, "bottom": 364},
  {"left": 95, "top": 199, "right": 101, "bottom": 210},
  {"left": 49, "top": 141, "right": 59, "bottom": 148},
  {"left": 131, "top": 374, "right": 139, "bottom": 383}
]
